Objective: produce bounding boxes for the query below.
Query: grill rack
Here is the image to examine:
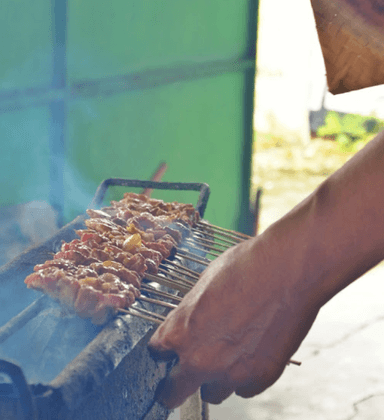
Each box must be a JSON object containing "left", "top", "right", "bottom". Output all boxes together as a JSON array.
[{"left": 0, "top": 179, "right": 212, "bottom": 420}]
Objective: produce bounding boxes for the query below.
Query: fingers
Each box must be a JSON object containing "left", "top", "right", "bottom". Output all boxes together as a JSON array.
[
  {"left": 200, "top": 381, "right": 234, "bottom": 404},
  {"left": 234, "top": 361, "right": 286, "bottom": 398},
  {"left": 155, "top": 363, "right": 203, "bottom": 409},
  {"left": 148, "top": 346, "right": 178, "bottom": 363}
]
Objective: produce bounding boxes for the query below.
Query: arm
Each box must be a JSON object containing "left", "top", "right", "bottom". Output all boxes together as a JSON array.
[{"left": 148, "top": 130, "right": 384, "bottom": 408}]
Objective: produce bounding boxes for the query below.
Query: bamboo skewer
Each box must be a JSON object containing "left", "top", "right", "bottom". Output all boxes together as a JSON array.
[
  {"left": 137, "top": 295, "right": 178, "bottom": 309},
  {"left": 140, "top": 284, "right": 183, "bottom": 302},
  {"left": 196, "top": 221, "right": 253, "bottom": 240},
  {"left": 145, "top": 273, "right": 191, "bottom": 294},
  {"left": 159, "top": 265, "right": 199, "bottom": 282},
  {"left": 287, "top": 360, "right": 301, "bottom": 366},
  {"left": 176, "top": 247, "right": 212, "bottom": 262},
  {"left": 187, "top": 235, "right": 231, "bottom": 251},
  {"left": 130, "top": 305, "right": 167, "bottom": 321},
  {"left": 119, "top": 308, "right": 163, "bottom": 324},
  {"left": 175, "top": 251, "right": 210, "bottom": 266},
  {"left": 194, "top": 226, "right": 245, "bottom": 244},
  {"left": 191, "top": 229, "right": 238, "bottom": 247},
  {"left": 157, "top": 268, "right": 196, "bottom": 287},
  {"left": 185, "top": 238, "right": 226, "bottom": 255},
  {"left": 179, "top": 244, "right": 221, "bottom": 258},
  {"left": 163, "top": 260, "right": 201, "bottom": 279}
]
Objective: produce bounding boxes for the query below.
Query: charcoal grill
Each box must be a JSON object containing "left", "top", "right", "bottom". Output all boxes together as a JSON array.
[{"left": 0, "top": 179, "right": 245, "bottom": 420}]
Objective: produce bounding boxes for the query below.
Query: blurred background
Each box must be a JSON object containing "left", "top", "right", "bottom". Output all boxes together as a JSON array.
[{"left": 1, "top": 0, "right": 384, "bottom": 418}]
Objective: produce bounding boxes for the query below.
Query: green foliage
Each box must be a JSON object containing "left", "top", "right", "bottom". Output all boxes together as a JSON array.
[{"left": 316, "top": 111, "right": 384, "bottom": 152}]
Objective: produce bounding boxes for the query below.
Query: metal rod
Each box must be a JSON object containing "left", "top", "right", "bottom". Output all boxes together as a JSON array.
[
  {"left": 0, "top": 296, "right": 46, "bottom": 345},
  {"left": 197, "top": 221, "right": 253, "bottom": 240},
  {"left": 137, "top": 295, "right": 178, "bottom": 309},
  {"left": 140, "top": 284, "right": 183, "bottom": 302},
  {"left": 163, "top": 260, "right": 201, "bottom": 279},
  {"left": 145, "top": 273, "right": 191, "bottom": 294},
  {"left": 119, "top": 308, "right": 162, "bottom": 325}
]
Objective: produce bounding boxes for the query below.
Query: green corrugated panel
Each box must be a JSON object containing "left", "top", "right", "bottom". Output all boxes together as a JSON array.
[
  {"left": 66, "top": 72, "right": 245, "bottom": 228},
  {"left": 0, "top": 107, "right": 51, "bottom": 204},
  {"left": 0, "top": 0, "right": 257, "bottom": 233},
  {"left": 0, "top": 0, "right": 52, "bottom": 90},
  {"left": 68, "top": 0, "right": 249, "bottom": 80}
]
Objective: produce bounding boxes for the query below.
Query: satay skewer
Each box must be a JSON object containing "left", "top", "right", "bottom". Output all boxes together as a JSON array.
[
  {"left": 194, "top": 227, "right": 245, "bottom": 244},
  {"left": 179, "top": 244, "right": 221, "bottom": 259},
  {"left": 157, "top": 268, "right": 196, "bottom": 287},
  {"left": 140, "top": 284, "right": 183, "bottom": 303},
  {"left": 191, "top": 229, "right": 239, "bottom": 247},
  {"left": 137, "top": 295, "right": 178, "bottom": 309},
  {"left": 162, "top": 260, "right": 201, "bottom": 279},
  {"left": 159, "top": 265, "right": 199, "bottom": 282},
  {"left": 187, "top": 236, "right": 231, "bottom": 251},
  {"left": 145, "top": 273, "right": 191, "bottom": 294},
  {"left": 185, "top": 238, "right": 226, "bottom": 255},
  {"left": 119, "top": 308, "right": 162, "bottom": 325},
  {"left": 174, "top": 252, "right": 210, "bottom": 267},
  {"left": 196, "top": 221, "right": 253, "bottom": 240}
]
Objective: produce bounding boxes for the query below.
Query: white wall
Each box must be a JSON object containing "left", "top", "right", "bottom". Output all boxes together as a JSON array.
[{"left": 254, "top": 0, "right": 384, "bottom": 141}]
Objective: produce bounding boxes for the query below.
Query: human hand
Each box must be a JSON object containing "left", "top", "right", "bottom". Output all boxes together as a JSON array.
[{"left": 148, "top": 233, "right": 321, "bottom": 408}]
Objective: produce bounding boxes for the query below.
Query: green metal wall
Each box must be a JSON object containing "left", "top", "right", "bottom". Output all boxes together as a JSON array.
[{"left": 0, "top": 0, "right": 258, "bottom": 233}]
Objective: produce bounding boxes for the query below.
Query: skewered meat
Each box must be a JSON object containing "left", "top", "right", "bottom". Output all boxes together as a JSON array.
[{"left": 25, "top": 192, "right": 198, "bottom": 324}]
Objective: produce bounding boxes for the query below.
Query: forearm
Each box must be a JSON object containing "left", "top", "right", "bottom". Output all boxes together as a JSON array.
[{"left": 263, "top": 130, "right": 384, "bottom": 307}]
